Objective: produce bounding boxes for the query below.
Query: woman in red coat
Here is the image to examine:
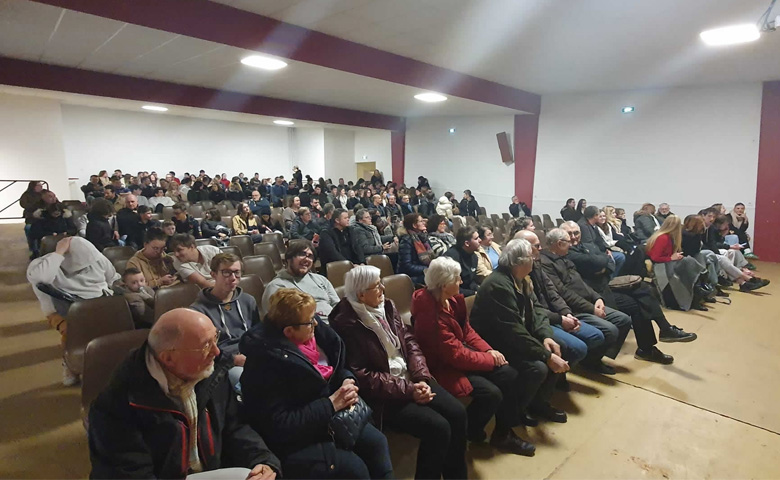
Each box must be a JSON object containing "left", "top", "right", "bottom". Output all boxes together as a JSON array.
[{"left": 412, "top": 256, "right": 535, "bottom": 457}]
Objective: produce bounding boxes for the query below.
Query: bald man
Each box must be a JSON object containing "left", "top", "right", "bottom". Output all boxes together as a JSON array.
[
  {"left": 88, "top": 308, "right": 281, "bottom": 479},
  {"left": 116, "top": 193, "right": 140, "bottom": 242}
]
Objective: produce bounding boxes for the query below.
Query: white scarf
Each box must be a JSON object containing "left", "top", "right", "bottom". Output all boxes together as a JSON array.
[{"left": 348, "top": 299, "right": 408, "bottom": 379}]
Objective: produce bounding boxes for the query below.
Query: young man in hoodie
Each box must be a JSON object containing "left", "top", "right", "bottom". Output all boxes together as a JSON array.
[{"left": 190, "top": 253, "right": 260, "bottom": 389}]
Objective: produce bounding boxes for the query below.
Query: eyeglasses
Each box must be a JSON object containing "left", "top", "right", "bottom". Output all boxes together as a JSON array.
[
  {"left": 170, "top": 331, "right": 219, "bottom": 358},
  {"left": 291, "top": 318, "right": 317, "bottom": 328},
  {"left": 366, "top": 281, "right": 385, "bottom": 292},
  {"left": 218, "top": 269, "right": 242, "bottom": 278},
  {"left": 295, "top": 252, "right": 315, "bottom": 260}
]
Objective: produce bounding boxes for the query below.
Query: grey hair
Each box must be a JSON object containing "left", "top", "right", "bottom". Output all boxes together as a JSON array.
[
  {"left": 546, "top": 228, "right": 571, "bottom": 247},
  {"left": 424, "top": 256, "right": 462, "bottom": 291},
  {"left": 344, "top": 265, "right": 381, "bottom": 302},
  {"left": 498, "top": 238, "right": 534, "bottom": 269},
  {"left": 562, "top": 220, "right": 579, "bottom": 230}
]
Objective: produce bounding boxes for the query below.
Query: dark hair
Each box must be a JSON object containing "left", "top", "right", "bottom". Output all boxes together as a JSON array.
[
  {"left": 161, "top": 220, "right": 175, "bottom": 229},
  {"left": 26, "top": 181, "right": 39, "bottom": 192},
  {"left": 192, "top": 181, "right": 204, "bottom": 191},
  {"left": 181, "top": 177, "right": 192, "bottom": 185},
  {"left": 169, "top": 233, "right": 197, "bottom": 250},
  {"left": 122, "top": 267, "right": 143, "bottom": 279},
  {"left": 332, "top": 208, "right": 348, "bottom": 222},
  {"left": 90, "top": 198, "right": 114, "bottom": 217},
  {"left": 130, "top": 184, "right": 142, "bottom": 192},
  {"left": 284, "top": 239, "right": 313, "bottom": 261},
  {"left": 322, "top": 203, "right": 335, "bottom": 217},
  {"left": 204, "top": 208, "right": 220, "bottom": 221},
  {"left": 576, "top": 199, "right": 587, "bottom": 211},
  {"left": 583, "top": 205, "right": 599, "bottom": 219},
  {"left": 456, "top": 226, "right": 477, "bottom": 247},
  {"left": 713, "top": 215, "right": 729, "bottom": 227},
  {"left": 144, "top": 227, "right": 168, "bottom": 244},
  {"left": 154, "top": 187, "right": 165, "bottom": 195},
  {"left": 103, "top": 185, "right": 115, "bottom": 193},
  {"left": 173, "top": 203, "right": 187, "bottom": 212},
  {"left": 355, "top": 208, "right": 369, "bottom": 221},
  {"left": 428, "top": 214, "right": 446, "bottom": 230},
  {"left": 477, "top": 226, "right": 493, "bottom": 240},
  {"left": 683, "top": 214, "right": 705, "bottom": 234},
  {"left": 464, "top": 189, "right": 472, "bottom": 196},
  {"left": 210, "top": 252, "right": 243, "bottom": 272},
  {"left": 699, "top": 207, "right": 719, "bottom": 217},
  {"left": 137, "top": 205, "right": 151, "bottom": 214},
  {"left": 403, "top": 213, "right": 421, "bottom": 232}
]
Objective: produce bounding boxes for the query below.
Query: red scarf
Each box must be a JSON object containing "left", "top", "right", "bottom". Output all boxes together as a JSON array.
[{"left": 296, "top": 337, "right": 333, "bottom": 380}]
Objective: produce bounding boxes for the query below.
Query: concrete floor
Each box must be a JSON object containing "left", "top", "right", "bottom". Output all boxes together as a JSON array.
[{"left": 1, "top": 220, "right": 779, "bottom": 479}]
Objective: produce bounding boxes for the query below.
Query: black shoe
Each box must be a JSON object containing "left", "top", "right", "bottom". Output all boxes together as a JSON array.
[
  {"left": 716, "top": 287, "right": 730, "bottom": 297},
  {"left": 691, "top": 303, "right": 709, "bottom": 311},
  {"left": 718, "top": 276, "right": 734, "bottom": 287},
  {"left": 529, "top": 404, "right": 567, "bottom": 423},
  {"left": 740, "top": 281, "right": 763, "bottom": 292},
  {"left": 582, "top": 361, "right": 616, "bottom": 375},
  {"left": 635, "top": 347, "right": 674, "bottom": 365},
  {"left": 490, "top": 430, "right": 536, "bottom": 457},
  {"left": 703, "top": 296, "right": 716, "bottom": 303},
  {"left": 468, "top": 430, "right": 487, "bottom": 443},
  {"left": 556, "top": 373, "right": 571, "bottom": 392},
  {"left": 659, "top": 325, "right": 697, "bottom": 343},
  {"left": 519, "top": 413, "right": 539, "bottom": 427},
  {"left": 748, "top": 277, "right": 770, "bottom": 287}
]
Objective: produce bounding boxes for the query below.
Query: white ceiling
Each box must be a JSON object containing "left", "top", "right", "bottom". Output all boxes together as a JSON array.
[
  {"left": 213, "top": 0, "right": 780, "bottom": 94},
  {"left": 0, "top": 0, "right": 521, "bottom": 117}
]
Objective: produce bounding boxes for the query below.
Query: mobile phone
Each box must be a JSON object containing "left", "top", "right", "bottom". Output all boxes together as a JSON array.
[{"left": 313, "top": 233, "right": 320, "bottom": 242}]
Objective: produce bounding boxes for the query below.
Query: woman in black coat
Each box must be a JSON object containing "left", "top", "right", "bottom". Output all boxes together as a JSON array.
[
  {"left": 240, "top": 289, "right": 393, "bottom": 480},
  {"left": 85, "top": 199, "right": 118, "bottom": 252},
  {"left": 560, "top": 198, "right": 580, "bottom": 222}
]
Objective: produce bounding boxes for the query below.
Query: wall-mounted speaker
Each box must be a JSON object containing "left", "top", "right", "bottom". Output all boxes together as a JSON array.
[{"left": 497, "top": 132, "right": 513, "bottom": 165}]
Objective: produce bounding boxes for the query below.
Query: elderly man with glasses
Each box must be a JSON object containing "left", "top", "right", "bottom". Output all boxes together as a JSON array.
[
  {"left": 261, "top": 240, "right": 340, "bottom": 320},
  {"left": 190, "top": 253, "right": 260, "bottom": 390},
  {"left": 88, "top": 308, "right": 281, "bottom": 479}
]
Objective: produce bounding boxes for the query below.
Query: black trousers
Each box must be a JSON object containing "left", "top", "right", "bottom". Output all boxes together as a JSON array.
[
  {"left": 612, "top": 286, "right": 665, "bottom": 351},
  {"left": 510, "top": 359, "right": 559, "bottom": 412},
  {"left": 384, "top": 383, "right": 467, "bottom": 480},
  {"left": 466, "top": 364, "right": 520, "bottom": 436}
]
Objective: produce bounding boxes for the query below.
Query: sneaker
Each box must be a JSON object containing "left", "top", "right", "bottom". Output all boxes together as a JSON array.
[
  {"left": 740, "top": 281, "right": 764, "bottom": 292},
  {"left": 635, "top": 347, "right": 674, "bottom": 365},
  {"left": 62, "top": 362, "right": 80, "bottom": 387},
  {"left": 490, "top": 430, "right": 536, "bottom": 457},
  {"left": 749, "top": 277, "right": 770, "bottom": 287},
  {"left": 745, "top": 262, "right": 757, "bottom": 271},
  {"left": 659, "top": 326, "right": 697, "bottom": 343},
  {"left": 744, "top": 252, "right": 759, "bottom": 260}
]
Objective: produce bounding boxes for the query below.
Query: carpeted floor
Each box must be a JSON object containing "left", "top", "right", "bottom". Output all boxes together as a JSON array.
[{"left": 1, "top": 223, "right": 779, "bottom": 479}]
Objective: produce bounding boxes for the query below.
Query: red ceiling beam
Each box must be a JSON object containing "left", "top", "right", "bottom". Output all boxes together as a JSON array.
[
  {"left": 0, "top": 56, "right": 406, "bottom": 130},
  {"left": 31, "top": 0, "right": 541, "bottom": 114}
]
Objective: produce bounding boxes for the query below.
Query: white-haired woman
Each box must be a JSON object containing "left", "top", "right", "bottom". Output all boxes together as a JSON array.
[
  {"left": 412, "top": 257, "right": 535, "bottom": 456},
  {"left": 470, "top": 239, "right": 570, "bottom": 425},
  {"left": 329, "top": 265, "right": 468, "bottom": 480}
]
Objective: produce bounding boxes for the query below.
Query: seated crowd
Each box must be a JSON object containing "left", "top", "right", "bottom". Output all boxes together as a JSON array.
[{"left": 21, "top": 168, "right": 770, "bottom": 479}]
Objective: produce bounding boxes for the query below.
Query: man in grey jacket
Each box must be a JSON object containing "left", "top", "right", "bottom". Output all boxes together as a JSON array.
[{"left": 190, "top": 252, "right": 260, "bottom": 388}]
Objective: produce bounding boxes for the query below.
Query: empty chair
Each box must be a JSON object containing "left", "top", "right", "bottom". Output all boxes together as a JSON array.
[
  {"left": 102, "top": 246, "right": 136, "bottom": 265},
  {"left": 495, "top": 218, "right": 507, "bottom": 230},
  {"left": 383, "top": 274, "right": 414, "bottom": 326},
  {"left": 150, "top": 213, "right": 162, "bottom": 221},
  {"left": 188, "top": 205, "right": 204, "bottom": 219},
  {"left": 82, "top": 329, "right": 149, "bottom": 425},
  {"left": 261, "top": 232, "right": 285, "bottom": 255},
  {"left": 493, "top": 226, "right": 506, "bottom": 246},
  {"left": 64, "top": 296, "right": 135, "bottom": 375},
  {"left": 479, "top": 207, "right": 487, "bottom": 216},
  {"left": 271, "top": 207, "right": 283, "bottom": 217},
  {"left": 162, "top": 206, "right": 175, "bottom": 221},
  {"left": 556, "top": 218, "right": 565, "bottom": 227},
  {"left": 153, "top": 283, "right": 201, "bottom": 321},
  {"left": 326, "top": 260, "right": 354, "bottom": 289},
  {"left": 242, "top": 255, "right": 276, "bottom": 285},
  {"left": 111, "top": 257, "right": 129, "bottom": 275},
  {"left": 502, "top": 213, "right": 511, "bottom": 221},
  {"left": 490, "top": 213, "right": 501, "bottom": 224},
  {"left": 238, "top": 274, "right": 265, "bottom": 306},
  {"left": 197, "top": 200, "right": 214, "bottom": 209},
  {"left": 195, "top": 238, "right": 219, "bottom": 247},
  {"left": 219, "top": 245, "right": 242, "bottom": 258},
  {"left": 253, "top": 243, "right": 283, "bottom": 271},
  {"left": 465, "top": 295, "right": 476, "bottom": 317},
  {"left": 366, "top": 254, "right": 394, "bottom": 279},
  {"left": 477, "top": 214, "right": 489, "bottom": 226},
  {"left": 270, "top": 212, "right": 286, "bottom": 234},
  {"left": 335, "top": 285, "right": 346, "bottom": 299},
  {"left": 451, "top": 217, "right": 464, "bottom": 236},
  {"left": 216, "top": 204, "right": 228, "bottom": 215},
  {"left": 465, "top": 216, "right": 477, "bottom": 227},
  {"left": 229, "top": 235, "right": 254, "bottom": 257},
  {"left": 532, "top": 215, "right": 543, "bottom": 230},
  {"left": 543, "top": 214, "right": 556, "bottom": 231},
  {"left": 536, "top": 229, "right": 547, "bottom": 249}
]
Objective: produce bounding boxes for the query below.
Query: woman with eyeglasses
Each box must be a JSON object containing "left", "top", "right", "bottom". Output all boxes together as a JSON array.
[
  {"left": 240, "top": 288, "right": 393, "bottom": 479},
  {"left": 330, "top": 266, "right": 468, "bottom": 480}
]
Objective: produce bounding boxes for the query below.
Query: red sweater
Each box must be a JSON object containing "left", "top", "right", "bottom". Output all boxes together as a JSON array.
[
  {"left": 412, "top": 289, "right": 494, "bottom": 397},
  {"left": 647, "top": 233, "right": 675, "bottom": 262}
]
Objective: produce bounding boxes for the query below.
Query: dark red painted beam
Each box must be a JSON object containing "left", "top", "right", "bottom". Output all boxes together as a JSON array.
[
  {"left": 31, "top": 0, "right": 541, "bottom": 114},
  {"left": 513, "top": 114, "right": 539, "bottom": 209},
  {"left": 391, "top": 130, "right": 406, "bottom": 185},
  {"left": 0, "top": 57, "right": 405, "bottom": 130},
  {"left": 754, "top": 80, "right": 780, "bottom": 262}
]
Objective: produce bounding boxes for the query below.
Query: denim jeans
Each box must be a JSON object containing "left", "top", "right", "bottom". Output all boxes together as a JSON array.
[
  {"left": 552, "top": 319, "right": 605, "bottom": 365},
  {"left": 578, "top": 307, "right": 631, "bottom": 359},
  {"left": 611, "top": 251, "right": 626, "bottom": 278}
]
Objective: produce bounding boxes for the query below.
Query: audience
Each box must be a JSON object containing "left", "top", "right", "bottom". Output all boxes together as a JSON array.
[
  {"left": 398, "top": 213, "right": 433, "bottom": 285},
  {"left": 85, "top": 198, "right": 119, "bottom": 251},
  {"left": 172, "top": 203, "right": 201, "bottom": 238},
  {"left": 169, "top": 234, "right": 220, "bottom": 289},
  {"left": 509, "top": 196, "right": 531, "bottom": 218},
  {"left": 444, "top": 226, "right": 481, "bottom": 296},
  {"left": 633, "top": 203, "right": 661, "bottom": 242},
  {"left": 351, "top": 208, "right": 395, "bottom": 264},
  {"left": 560, "top": 198, "right": 579, "bottom": 222},
  {"left": 126, "top": 228, "right": 180, "bottom": 289},
  {"left": 727, "top": 202, "right": 758, "bottom": 259},
  {"left": 200, "top": 208, "right": 230, "bottom": 245},
  {"left": 413, "top": 257, "right": 535, "bottom": 456},
  {"left": 233, "top": 203, "right": 264, "bottom": 243},
  {"left": 330, "top": 266, "right": 468, "bottom": 480},
  {"left": 426, "top": 214, "right": 456, "bottom": 258},
  {"left": 436, "top": 192, "right": 455, "bottom": 219},
  {"left": 578, "top": 205, "right": 625, "bottom": 278},
  {"left": 289, "top": 207, "right": 320, "bottom": 242},
  {"left": 459, "top": 189, "right": 480, "bottom": 217},
  {"left": 113, "top": 267, "right": 155, "bottom": 328},
  {"left": 88, "top": 308, "right": 281, "bottom": 479},
  {"left": 318, "top": 208, "right": 359, "bottom": 269},
  {"left": 475, "top": 226, "right": 501, "bottom": 284}
]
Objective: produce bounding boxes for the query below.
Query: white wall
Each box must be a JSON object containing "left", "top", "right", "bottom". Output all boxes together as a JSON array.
[
  {"left": 291, "top": 127, "right": 325, "bottom": 181},
  {"left": 534, "top": 84, "right": 762, "bottom": 231},
  {"left": 324, "top": 129, "right": 355, "bottom": 183},
  {"left": 61, "top": 105, "right": 290, "bottom": 185},
  {"left": 0, "top": 94, "right": 69, "bottom": 220},
  {"left": 405, "top": 115, "right": 515, "bottom": 216},
  {"left": 354, "top": 129, "right": 392, "bottom": 180}
]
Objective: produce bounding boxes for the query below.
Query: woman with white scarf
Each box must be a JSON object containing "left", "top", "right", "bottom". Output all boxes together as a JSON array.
[
  {"left": 329, "top": 266, "right": 468, "bottom": 480},
  {"left": 27, "top": 236, "right": 120, "bottom": 385}
]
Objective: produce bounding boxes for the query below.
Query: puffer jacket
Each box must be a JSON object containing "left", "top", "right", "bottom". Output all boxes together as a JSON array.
[{"left": 436, "top": 196, "right": 454, "bottom": 219}]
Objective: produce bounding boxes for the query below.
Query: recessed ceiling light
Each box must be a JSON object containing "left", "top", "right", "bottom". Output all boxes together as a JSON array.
[
  {"left": 621, "top": 106, "right": 635, "bottom": 114},
  {"left": 448, "top": 128, "right": 456, "bottom": 133},
  {"left": 700, "top": 24, "right": 760, "bottom": 46},
  {"left": 273, "top": 120, "right": 294, "bottom": 126},
  {"left": 414, "top": 92, "right": 448, "bottom": 103},
  {"left": 241, "top": 55, "right": 288, "bottom": 70},
  {"left": 142, "top": 105, "right": 168, "bottom": 112}
]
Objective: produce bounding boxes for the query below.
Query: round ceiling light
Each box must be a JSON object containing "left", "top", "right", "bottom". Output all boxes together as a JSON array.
[
  {"left": 414, "top": 92, "right": 448, "bottom": 103},
  {"left": 241, "top": 55, "right": 288, "bottom": 70},
  {"left": 273, "top": 120, "right": 295, "bottom": 126},
  {"left": 141, "top": 105, "right": 168, "bottom": 112}
]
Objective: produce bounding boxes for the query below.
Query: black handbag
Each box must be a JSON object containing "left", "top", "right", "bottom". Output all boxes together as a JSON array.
[{"left": 328, "top": 397, "right": 372, "bottom": 450}]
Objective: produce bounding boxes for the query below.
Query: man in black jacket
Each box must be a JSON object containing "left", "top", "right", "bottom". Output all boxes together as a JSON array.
[
  {"left": 88, "top": 308, "right": 280, "bottom": 479},
  {"left": 577, "top": 207, "right": 624, "bottom": 277},
  {"left": 509, "top": 196, "right": 531, "bottom": 218},
  {"left": 444, "top": 226, "right": 481, "bottom": 296},
  {"left": 116, "top": 194, "right": 140, "bottom": 241},
  {"left": 319, "top": 208, "right": 358, "bottom": 268},
  {"left": 459, "top": 190, "right": 480, "bottom": 217}
]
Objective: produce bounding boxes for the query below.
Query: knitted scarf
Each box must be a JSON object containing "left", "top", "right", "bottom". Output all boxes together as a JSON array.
[
  {"left": 409, "top": 231, "right": 433, "bottom": 266},
  {"left": 297, "top": 337, "right": 334, "bottom": 380}
]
